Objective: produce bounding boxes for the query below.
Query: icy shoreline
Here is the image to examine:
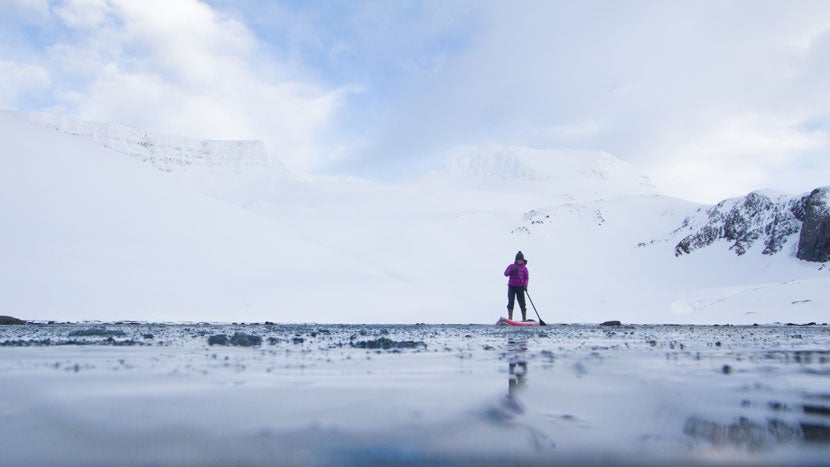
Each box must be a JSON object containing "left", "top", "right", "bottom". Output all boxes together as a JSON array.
[{"left": 1, "top": 323, "right": 829, "bottom": 466}]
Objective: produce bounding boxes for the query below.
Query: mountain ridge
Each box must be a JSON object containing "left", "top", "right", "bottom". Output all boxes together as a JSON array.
[
  {"left": 422, "top": 145, "right": 657, "bottom": 202},
  {"left": 673, "top": 187, "right": 830, "bottom": 262},
  {"left": 15, "top": 111, "right": 284, "bottom": 174}
]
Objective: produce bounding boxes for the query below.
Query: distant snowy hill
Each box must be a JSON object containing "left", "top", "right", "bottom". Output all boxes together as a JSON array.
[
  {"left": 423, "top": 146, "right": 657, "bottom": 202},
  {"left": 1, "top": 110, "right": 827, "bottom": 324},
  {"left": 19, "top": 111, "right": 282, "bottom": 173},
  {"left": 15, "top": 111, "right": 291, "bottom": 207},
  {"left": 0, "top": 111, "right": 413, "bottom": 323}
]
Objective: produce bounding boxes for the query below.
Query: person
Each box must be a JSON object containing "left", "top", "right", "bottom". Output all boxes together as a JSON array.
[{"left": 504, "top": 251, "right": 529, "bottom": 321}]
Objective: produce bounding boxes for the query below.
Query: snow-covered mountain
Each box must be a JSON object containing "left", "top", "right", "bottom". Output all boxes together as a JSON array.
[
  {"left": 15, "top": 111, "right": 291, "bottom": 207},
  {"left": 0, "top": 111, "right": 414, "bottom": 323},
  {"left": 423, "top": 146, "right": 657, "bottom": 202},
  {"left": 19, "top": 111, "right": 282, "bottom": 173},
  {"left": 673, "top": 190, "right": 803, "bottom": 257},
  {"left": 672, "top": 188, "right": 830, "bottom": 261},
  {"left": 1, "top": 110, "right": 827, "bottom": 324}
]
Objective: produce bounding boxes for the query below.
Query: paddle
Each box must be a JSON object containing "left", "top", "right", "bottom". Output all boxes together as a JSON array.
[{"left": 524, "top": 290, "right": 546, "bottom": 326}]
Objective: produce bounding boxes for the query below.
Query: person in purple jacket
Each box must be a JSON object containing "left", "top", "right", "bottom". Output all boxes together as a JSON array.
[{"left": 504, "top": 251, "right": 529, "bottom": 321}]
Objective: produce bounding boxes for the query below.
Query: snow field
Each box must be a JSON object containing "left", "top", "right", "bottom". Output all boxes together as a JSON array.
[{"left": 1, "top": 110, "right": 828, "bottom": 324}]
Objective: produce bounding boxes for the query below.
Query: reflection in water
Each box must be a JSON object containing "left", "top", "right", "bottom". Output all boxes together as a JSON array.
[
  {"left": 684, "top": 348, "right": 830, "bottom": 450},
  {"left": 505, "top": 337, "right": 529, "bottom": 414},
  {"left": 684, "top": 395, "right": 830, "bottom": 448},
  {"left": 683, "top": 416, "right": 801, "bottom": 450},
  {"left": 680, "top": 348, "right": 830, "bottom": 451},
  {"left": 509, "top": 361, "right": 528, "bottom": 396},
  {"left": 494, "top": 335, "right": 557, "bottom": 454}
]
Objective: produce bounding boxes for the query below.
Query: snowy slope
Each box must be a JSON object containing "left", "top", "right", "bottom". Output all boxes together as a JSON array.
[
  {"left": 423, "top": 145, "right": 657, "bottom": 202},
  {"left": 1, "top": 110, "right": 827, "bottom": 324},
  {"left": 17, "top": 111, "right": 292, "bottom": 208},
  {"left": 19, "top": 111, "right": 280, "bottom": 173},
  {"left": 0, "top": 112, "right": 420, "bottom": 323},
  {"left": 507, "top": 195, "right": 828, "bottom": 324}
]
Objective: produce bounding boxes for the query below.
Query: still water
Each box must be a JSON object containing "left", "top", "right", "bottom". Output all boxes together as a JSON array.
[{"left": 0, "top": 323, "right": 828, "bottom": 466}]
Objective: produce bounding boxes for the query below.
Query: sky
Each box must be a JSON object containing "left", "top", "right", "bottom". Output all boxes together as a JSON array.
[{"left": 1, "top": 0, "right": 829, "bottom": 203}]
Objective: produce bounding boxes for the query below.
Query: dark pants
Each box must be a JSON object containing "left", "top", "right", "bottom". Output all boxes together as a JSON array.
[{"left": 507, "top": 286, "right": 526, "bottom": 315}]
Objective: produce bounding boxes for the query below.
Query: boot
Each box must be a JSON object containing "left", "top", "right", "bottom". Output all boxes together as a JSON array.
[
  {"left": 521, "top": 309, "right": 527, "bottom": 322},
  {"left": 508, "top": 308, "right": 513, "bottom": 320}
]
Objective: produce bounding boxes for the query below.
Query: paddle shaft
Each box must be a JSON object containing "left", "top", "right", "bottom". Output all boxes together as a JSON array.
[{"left": 524, "top": 290, "right": 546, "bottom": 326}]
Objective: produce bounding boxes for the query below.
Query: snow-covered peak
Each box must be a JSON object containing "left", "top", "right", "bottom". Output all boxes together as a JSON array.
[
  {"left": 672, "top": 189, "right": 807, "bottom": 257},
  {"left": 744, "top": 188, "right": 792, "bottom": 203},
  {"left": 443, "top": 146, "right": 543, "bottom": 180},
  {"left": 422, "top": 145, "right": 657, "bottom": 200},
  {"left": 14, "top": 111, "right": 285, "bottom": 174},
  {"left": 441, "top": 146, "right": 640, "bottom": 180}
]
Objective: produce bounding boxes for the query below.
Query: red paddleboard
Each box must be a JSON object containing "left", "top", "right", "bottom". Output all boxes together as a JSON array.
[{"left": 496, "top": 317, "right": 540, "bottom": 327}]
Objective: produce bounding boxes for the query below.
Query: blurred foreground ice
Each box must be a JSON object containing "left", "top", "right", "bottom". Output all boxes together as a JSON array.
[{"left": 0, "top": 323, "right": 828, "bottom": 466}]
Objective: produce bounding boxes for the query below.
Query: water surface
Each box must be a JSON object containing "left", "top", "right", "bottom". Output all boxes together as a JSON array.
[{"left": 1, "top": 323, "right": 828, "bottom": 466}]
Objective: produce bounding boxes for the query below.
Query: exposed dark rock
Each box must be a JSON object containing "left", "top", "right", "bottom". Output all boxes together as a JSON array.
[
  {"left": 350, "top": 337, "right": 427, "bottom": 350},
  {"left": 69, "top": 328, "right": 126, "bottom": 337},
  {"left": 0, "top": 316, "right": 27, "bottom": 325},
  {"left": 207, "top": 334, "right": 229, "bottom": 346},
  {"left": 230, "top": 332, "right": 262, "bottom": 347},
  {"left": 796, "top": 187, "right": 830, "bottom": 262},
  {"left": 0, "top": 339, "right": 52, "bottom": 346},
  {"left": 675, "top": 191, "right": 803, "bottom": 257},
  {"left": 0, "top": 338, "right": 144, "bottom": 347},
  {"left": 103, "top": 337, "right": 140, "bottom": 346},
  {"left": 208, "top": 332, "right": 262, "bottom": 347},
  {"left": 672, "top": 186, "right": 830, "bottom": 262},
  {"left": 600, "top": 320, "right": 621, "bottom": 326}
]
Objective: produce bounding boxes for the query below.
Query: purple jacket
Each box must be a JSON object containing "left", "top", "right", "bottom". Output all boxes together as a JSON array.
[{"left": 504, "top": 263, "right": 529, "bottom": 288}]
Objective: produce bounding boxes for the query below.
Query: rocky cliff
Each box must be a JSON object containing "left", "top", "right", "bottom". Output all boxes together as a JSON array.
[
  {"left": 797, "top": 187, "right": 830, "bottom": 262},
  {"left": 674, "top": 187, "right": 830, "bottom": 262}
]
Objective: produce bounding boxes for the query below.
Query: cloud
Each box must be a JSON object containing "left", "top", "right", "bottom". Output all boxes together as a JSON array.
[
  {"left": 316, "top": 1, "right": 830, "bottom": 201},
  {"left": 3, "top": 1, "right": 830, "bottom": 200},
  {"left": 0, "top": 0, "right": 51, "bottom": 22},
  {"left": 4, "top": 0, "right": 343, "bottom": 173},
  {"left": 52, "top": 0, "right": 109, "bottom": 29},
  {"left": 0, "top": 59, "right": 50, "bottom": 107},
  {"left": 644, "top": 112, "right": 829, "bottom": 201}
]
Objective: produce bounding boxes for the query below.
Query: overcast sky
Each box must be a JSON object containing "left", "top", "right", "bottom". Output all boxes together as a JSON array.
[{"left": 1, "top": 0, "right": 829, "bottom": 203}]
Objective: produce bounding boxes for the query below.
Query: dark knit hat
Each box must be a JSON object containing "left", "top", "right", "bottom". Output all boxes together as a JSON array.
[{"left": 515, "top": 251, "right": 525, "bottom": 262}]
